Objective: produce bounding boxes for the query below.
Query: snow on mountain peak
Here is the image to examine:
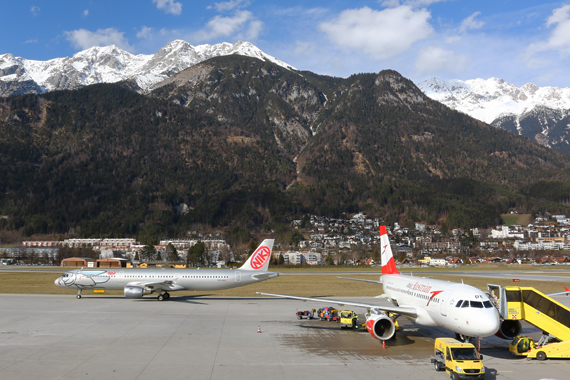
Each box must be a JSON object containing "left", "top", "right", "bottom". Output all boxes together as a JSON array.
[
  {"left": 0, "top": 40, "right": 295, "bottom": 96},
  {"left": 418, "top": 77, "right": 570, "bottom": 124}
]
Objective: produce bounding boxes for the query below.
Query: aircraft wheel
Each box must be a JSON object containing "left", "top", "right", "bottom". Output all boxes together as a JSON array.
[
  {"left": 158, "top": 294, "right": 164, "bottom": 301},
  {"left": 536, "top": 351, "right": 547, "bottom": 361},
  {"left": 164, "top": 293, "right": 170, "bottom": 300},
  {"left": 76, "top": 295, "right": 81, "bottom": 299}
]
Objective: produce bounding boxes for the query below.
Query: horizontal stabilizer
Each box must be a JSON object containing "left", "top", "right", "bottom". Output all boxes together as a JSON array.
[{"left": 337, "top": 276, "right": 381, "bottom": 284}]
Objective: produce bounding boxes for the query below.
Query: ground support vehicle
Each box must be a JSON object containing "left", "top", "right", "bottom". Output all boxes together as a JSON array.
[
  {"left": 340, "top": 310, "right": 360, "bottom": 329},
  {"left": 296, "top": 310, "right": 315, "bottom": 320},
  {"left": 488, "top": 285, "right": 570, "bottom": 360},
  {"left": 510, "top": 334, "right": 570, "bottom": 360},
  {"left": 431, "top": 337, "right": 485, "bottom": 380}
]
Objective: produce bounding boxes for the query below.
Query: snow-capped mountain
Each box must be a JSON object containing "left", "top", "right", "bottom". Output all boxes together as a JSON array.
[
  {"left": 418, "top": 77, "right": 570, "bottom": 153},
  {"left": 0, "top": 40, "right": 295, "bottom": 96}
]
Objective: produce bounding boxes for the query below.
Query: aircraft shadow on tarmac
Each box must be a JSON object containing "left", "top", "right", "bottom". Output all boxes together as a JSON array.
[{"left": 298, "top": 324, "right": 417, "bottom": 346}]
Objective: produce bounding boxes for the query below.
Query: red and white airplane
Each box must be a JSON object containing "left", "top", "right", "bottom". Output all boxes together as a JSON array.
[{"left": 259, "top": 226, "right": 506, "bottom": 342}]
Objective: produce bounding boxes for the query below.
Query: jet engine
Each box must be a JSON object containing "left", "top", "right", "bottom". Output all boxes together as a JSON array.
[
  {"left": 495, "top": 319, "right": 522, "bottom": 340},
  {"left": 366, "top": 313, "right": 397, "bottom": 340},
  {"left": 124, "top": 286, "right": 150, "bottom": 299}
]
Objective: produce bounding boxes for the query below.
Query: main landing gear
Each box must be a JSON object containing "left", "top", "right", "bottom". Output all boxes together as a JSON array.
[{"left": 157, "top": 292, "right": 171, "bottom": 301}]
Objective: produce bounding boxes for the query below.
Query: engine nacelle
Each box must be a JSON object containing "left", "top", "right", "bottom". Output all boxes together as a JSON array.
[
  {"left": 495, "top": 319, "right": 522, "bottom": 340},
  {"left": 124, "top": 286, "right": 149, "bottom": 299},
  {"left": 366, "top": 313, "right": 396, "bottom": 340}
]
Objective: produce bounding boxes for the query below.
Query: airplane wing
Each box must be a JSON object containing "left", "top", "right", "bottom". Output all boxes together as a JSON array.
[
  {"left": 252, "top": 272, "right": 279, "bottom": 281},
  {"left": 256, "top": 292, "right": 418, "bottom": 318},
  {"left": 126, "top": 281, "right": 185, "bottom": 292},
  {"left": 337, "top": 276, "right": 382, "bottom": 284},
  {"left": 546, "top": 286, "right": 570, "bottom": 297}
]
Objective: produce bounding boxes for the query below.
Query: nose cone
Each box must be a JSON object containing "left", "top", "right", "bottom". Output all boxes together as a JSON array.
[
  {"left": 473, "top": 310, "right": 501, "bottom": 337},
  {"left": 54, "top": 277, "right": 62, "bottom": 287},
  {"left": 483, "top": 312, "right": 501, "bottom": 336}
]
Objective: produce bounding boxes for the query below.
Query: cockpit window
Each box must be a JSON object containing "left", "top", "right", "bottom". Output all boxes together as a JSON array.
[
  {"left": 461, "top": 300, "right": 469, "bottom": 308},
  {"left": 456, "top": 300, "right": 463, "bottom": 307},
  {"left": 483, "top": 301, "right": 493, "bottom": 308},
  {"left": 470, "top": 301, "right": 483, "bottom": 308}
]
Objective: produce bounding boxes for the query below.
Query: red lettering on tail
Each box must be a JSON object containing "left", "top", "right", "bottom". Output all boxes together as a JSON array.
[{"left": 250, "top": 246, "right": 271, "bottom": 270}]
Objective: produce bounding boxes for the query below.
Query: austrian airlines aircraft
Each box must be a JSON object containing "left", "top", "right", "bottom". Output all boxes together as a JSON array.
[
  {"left": 55, "top": 239, "right": 277, "bottom": 301},
  {"left": 259, "top": 227, "right": 504, "bottom": 342}
]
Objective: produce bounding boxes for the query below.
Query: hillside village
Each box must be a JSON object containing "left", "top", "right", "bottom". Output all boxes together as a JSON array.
[{"left": 4, "top": 212, "right": 570, "bottom": 267}]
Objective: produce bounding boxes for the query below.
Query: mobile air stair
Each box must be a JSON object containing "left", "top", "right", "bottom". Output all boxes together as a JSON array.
[{"left": 488, "top": 284, "right": 570, "bottom": 360}]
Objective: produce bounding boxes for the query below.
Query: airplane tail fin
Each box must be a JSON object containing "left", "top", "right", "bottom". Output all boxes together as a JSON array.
[
  {"left": 380, "top": 226, "right": 399, "bottom": 275},
  {"left": 239, "top": 239, "right": 274, "bottom": 271}
]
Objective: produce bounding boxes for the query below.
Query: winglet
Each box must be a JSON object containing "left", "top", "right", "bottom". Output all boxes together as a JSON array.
[
  {"left": 380, "top": 226, "right": 398, "bottom": 275},
  {"left": 239, "top": 239, "right": 274, "bottom": 271}
]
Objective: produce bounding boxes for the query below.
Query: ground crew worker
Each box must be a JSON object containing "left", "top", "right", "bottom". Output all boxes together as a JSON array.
[{"left": 353, "top": 313, "right": 359, "bottom": 328}]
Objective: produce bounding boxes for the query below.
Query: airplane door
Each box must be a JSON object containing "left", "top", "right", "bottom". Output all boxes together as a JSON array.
[
  {"left": 118, "top": 271, "right": 124, "bottom": 283},
  {"left": 441, "top": 291, "right": 453, "bottom": 316},
  {"left": 235, "top": 271, "right": 241, "bottom": 283}
]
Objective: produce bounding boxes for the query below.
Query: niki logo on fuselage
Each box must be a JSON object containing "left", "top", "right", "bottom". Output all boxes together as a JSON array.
[{"left": 250, "top": 246, "right": 271, "bottom": 269}]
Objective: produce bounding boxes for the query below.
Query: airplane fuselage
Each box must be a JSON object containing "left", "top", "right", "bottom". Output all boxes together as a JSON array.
[
  {"left": 382, "top": 274, "right": 500, "bottom": 338},
  {"left": 54, "top": 267, "right": 277, "bottom": 292}
]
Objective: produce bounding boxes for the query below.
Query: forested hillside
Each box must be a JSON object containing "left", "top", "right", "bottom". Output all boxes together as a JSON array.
[{"left": 2, "top": 56, "right": 570, "bottom": 242}]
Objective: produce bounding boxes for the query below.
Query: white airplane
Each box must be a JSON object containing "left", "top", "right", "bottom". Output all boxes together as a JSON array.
[
  {"left": 259, "top": 227, "right": 505, "bottom": 342},
  {"left": 55, "top": 239, "right": 277, "bottom": 301}
]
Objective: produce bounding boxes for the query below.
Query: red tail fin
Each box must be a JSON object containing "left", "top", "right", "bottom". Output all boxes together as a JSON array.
[{"left": 380, "top": 226, "right": 398, "bottom": 275}]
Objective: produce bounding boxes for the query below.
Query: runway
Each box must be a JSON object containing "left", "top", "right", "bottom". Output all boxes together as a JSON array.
[{"left": 1, "top": 294, "right": 570, "bottom": 380}]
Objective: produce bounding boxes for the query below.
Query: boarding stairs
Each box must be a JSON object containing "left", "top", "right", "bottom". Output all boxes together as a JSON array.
[{"left": 488, "top": 284, "right": 570, "bottom": 355}]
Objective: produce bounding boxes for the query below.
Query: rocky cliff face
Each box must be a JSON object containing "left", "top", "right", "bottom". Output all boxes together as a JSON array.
[{"left": 151, "top": 56, "right": 324, "bottom": 157}]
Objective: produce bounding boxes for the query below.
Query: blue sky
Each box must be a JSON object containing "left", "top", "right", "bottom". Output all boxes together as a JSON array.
[{"left": 3, "top": 0, "right": 570, "bottom": 87}]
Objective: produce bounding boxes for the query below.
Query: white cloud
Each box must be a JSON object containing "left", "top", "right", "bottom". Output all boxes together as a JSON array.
[
  {"left": 381, "top": 0, "right": 448, "bottom": 7},
  {"left": 460, "top": 12, "right": 484, "bottom": 33},
  {"left": 83, "top": 9, "right": 89, "bottom": 17},
  {"left": 243, "top": 19, "right": 263, "bottom": 41},
  {"left": 24, "top": 39, "right": 38, "bottom": 44},
  {"left": 294, "top": 41, "right": 316, "bottom": 56},
  {"left": 30, "top": 6, "right": 40, "bottom": 16},
  {"left": 527, "top": 5, "right": 570, "bottom": 58},
  {"left": 64, "top": 28, "right": 134, "bottom": 52},
  {"left": 208, "top": 0, "right": 249, "bottom": 12},
  {"left": 544, "top": 4, "right": 570, "bottom": 54},
  {"left": 137, "top": 26, "right": 153, "bottom": 39},
  {"left": 194, "top": 10, "right": 262, "bottom": 42},
  {"left": 415, "top": 46, "right": 467, "bottom": 75},
  {"left": 319, "top": 6, "right": 433, "bottom": 60},
  {"left": 152, "top": 0, "right": 182, "bottom": 16}
]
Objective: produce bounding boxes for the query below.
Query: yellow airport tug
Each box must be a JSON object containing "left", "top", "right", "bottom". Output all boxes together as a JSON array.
[{"left": 510, "top": 335, "right": 570, "bottom": 360}]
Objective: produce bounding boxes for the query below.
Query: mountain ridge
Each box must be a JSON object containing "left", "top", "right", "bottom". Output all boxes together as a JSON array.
[
  {"left": 3, "top": 56, "right": 570, "bottom": 241},
  {"left": 418, "top": 77, "right": 570, "bottom": 153},
  {"left": 0, "top": 40, "right": 295, "bottom": 96}
]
